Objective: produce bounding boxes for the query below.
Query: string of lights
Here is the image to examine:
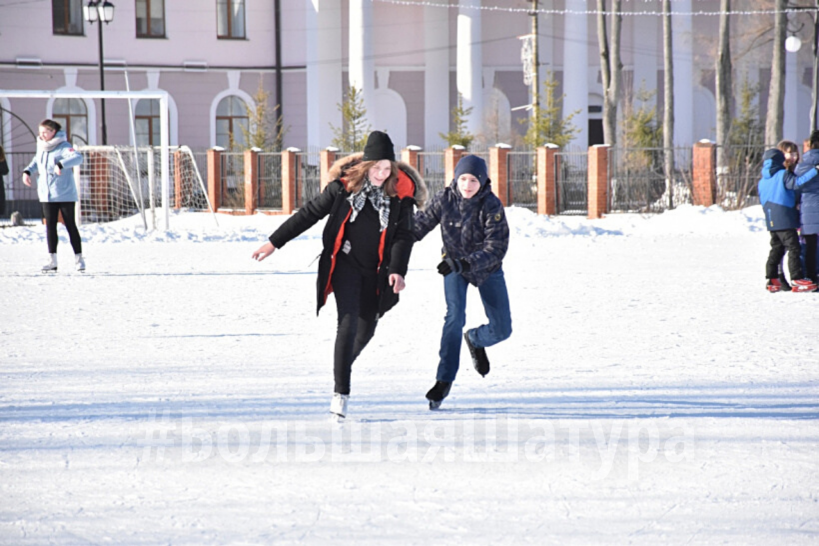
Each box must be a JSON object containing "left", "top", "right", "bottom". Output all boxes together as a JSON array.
[{"left": 372, "top": 0, "right": 819, "bottom": 17}]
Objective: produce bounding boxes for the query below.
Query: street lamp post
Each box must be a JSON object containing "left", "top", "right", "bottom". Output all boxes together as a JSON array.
[{"left": 84, "top": 1, "right": 115, "bottom": 145}]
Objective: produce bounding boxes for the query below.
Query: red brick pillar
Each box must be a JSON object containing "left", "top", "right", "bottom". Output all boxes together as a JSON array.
[
  {"left": 401, "top": 145, "right": 422, "bottom": 172},
  {"left": 587, "top": 145, "right": 610, "bottom": 219},
  {"left": 444, "top": 146, "right": 465, "bottom": 186},
  {"left": 537, "top": 144, "right": 560, "bottom": 216},
  {"left": 320, "top": 148, "right": 338, "bottom": 192},
  {"left": 692, "top": 141, "right": 716, "bottom": 207},
  {"left": 207, "top": 148, "right": 222, "bottom": 211},
  {"left": 281, "top": 148, "right": 298, "bottom": 214},
  {"left": 173, "top": 149, "right": 184, "bottom": 209},
  {"left": 244, "top": 148, "right": 259, "bottom": 215},
  {"left": 489, "top": 145, "right": 511, "bottom": 205}
]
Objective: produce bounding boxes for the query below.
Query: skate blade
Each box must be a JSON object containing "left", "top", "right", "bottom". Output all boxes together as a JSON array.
[
  {"left": 329, "top": 412, "right": 345, "bottom": 423},
  {"left": 793, "top": 286, "right": 818, "bottom": 292},
  {"left": 428, "top": 400, "right": 442, "bottom": 410}
]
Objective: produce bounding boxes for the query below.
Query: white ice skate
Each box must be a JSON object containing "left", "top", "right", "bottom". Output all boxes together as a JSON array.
[
  {"left": 75, "top": 254, "right": 86, "bottom": 272},
  {"left": 42, "top": 254, "right": 58, "bottom": 273},
  {"left": 330, "top": 393, "right": 349, "bottom": 420}
]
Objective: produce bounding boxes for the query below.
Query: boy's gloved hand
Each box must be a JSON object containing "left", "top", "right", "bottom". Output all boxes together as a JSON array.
[{"left": 437, "top": 256, "right": 470, "bottom": 276}]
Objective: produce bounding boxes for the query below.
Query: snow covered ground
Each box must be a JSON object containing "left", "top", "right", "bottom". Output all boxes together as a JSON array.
[{"left": 1, "top": 205, "right": 817, "bottom": 545}]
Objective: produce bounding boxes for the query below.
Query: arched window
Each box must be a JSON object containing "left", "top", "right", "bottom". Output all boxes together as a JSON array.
[
  {"left": 52, "top": 98, "right": 88, "bottom": 146},
  {"left": 215, "top": 96, "right": 248, "bottom": 149},
  {"left": 135, "top": 99, "right": 161, "bottom": 146}
]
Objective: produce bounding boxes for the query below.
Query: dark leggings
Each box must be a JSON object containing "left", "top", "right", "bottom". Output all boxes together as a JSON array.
[
  {"left": 331, "top": 260, "right": 379, "bottom": 395},
  {"left": 805, "top": 233, "right": 818, "bottom": 283},
  {"left": 42, "top": 202, "right": 82, "bottom": 255}
]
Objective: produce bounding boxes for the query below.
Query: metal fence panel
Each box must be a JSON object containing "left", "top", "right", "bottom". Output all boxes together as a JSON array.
[
  {"left": 220, "top": 151, "right": 244, "bottom": 210},
  {"left": 258, "top": 152, "right": 282, "bottom": 209},
  {"left": 296, "top": 148, "right": 321, "bottom": 208},
  {"left": 507, "top": 151, "right": 536, "bottom": 209},
  {"left": 417, "top": 151, "right": 446, "bottom": 197},
  {"left": 555, "top": 150, "right": 588, "bottom": 215},
  {"left": 715, "top": 144, "right": 765, "bottom": 209},
  {"left": 2, "top": 151, "right": 40, "bottom": 222},
  {"left": 608, "top": 147, "right": 693, "bottom": 213}
]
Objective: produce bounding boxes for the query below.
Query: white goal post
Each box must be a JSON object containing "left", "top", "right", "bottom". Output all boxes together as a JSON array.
[{"left": 0, "top": 89, "right": 173, "bottom": 230}]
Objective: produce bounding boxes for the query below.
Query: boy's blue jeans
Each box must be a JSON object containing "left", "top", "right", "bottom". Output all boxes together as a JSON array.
[{"left": 437, "top": 268, "right": 512, "bottom": 383}]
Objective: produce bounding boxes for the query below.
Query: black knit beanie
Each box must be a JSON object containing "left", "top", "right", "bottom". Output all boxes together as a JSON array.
[
  {"left": 454, "top": 155, "right": 489, "bottom": 186},
  {"left": 362, "top": 131, "right": 396, "bottom": 162}
]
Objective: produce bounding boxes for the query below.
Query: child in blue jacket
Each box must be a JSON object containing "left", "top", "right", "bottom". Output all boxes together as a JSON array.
[
  {"left": 414, "top": 155, "right": 512, "bottom": 409},
  {"left": 23, "top": 119, "right": 85, "bottom": 272},
  {"left": 794, "top": 130, "right": 819, "bottom": 284},
  {"left": 758, "top": 148, "right": 819, "bottom": 292}
]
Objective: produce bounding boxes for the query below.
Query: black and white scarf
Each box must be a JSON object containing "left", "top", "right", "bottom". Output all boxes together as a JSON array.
[{"left": 348, "top": 178, "right": 391, "bottom": 232}]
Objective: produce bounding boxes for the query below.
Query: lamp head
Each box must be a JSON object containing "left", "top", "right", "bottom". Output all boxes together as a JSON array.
[
  {"left": 83, "top": 0, "right": 99, "bottom": 23},
  {"left": 99, "top": 1, "right": 115, "bottom": 23},
  {"left": 785, "top": 35, "right": 802, "bottom": 53}
]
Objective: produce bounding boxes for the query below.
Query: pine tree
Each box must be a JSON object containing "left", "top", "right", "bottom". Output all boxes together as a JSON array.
[
  {"left": 240, "top": 81, "right": 287, "bottom": 152},
  {"left": 522, "top": 72, "right": 579, "bottom": 148},
  {"left": 621, "top": 84, "right": 662, "bottom": 150},
  {"left": 729, "top": 76, "right": 764, "bottom": 148},
  {"left": 330, "top": 85, "right": 372, "bottom": 151},
  {"left": 439, "top": 93, "right": 474, "bottom": 149}
]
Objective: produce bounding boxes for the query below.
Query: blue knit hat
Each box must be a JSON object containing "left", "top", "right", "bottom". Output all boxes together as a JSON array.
[{"left": 454, "top": 155, "right": 489, "bottom": 186}]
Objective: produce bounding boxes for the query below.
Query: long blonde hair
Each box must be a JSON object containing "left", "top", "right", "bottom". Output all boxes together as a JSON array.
[{"left": 344, "top": 159, "right": 399, "bottom": 197}]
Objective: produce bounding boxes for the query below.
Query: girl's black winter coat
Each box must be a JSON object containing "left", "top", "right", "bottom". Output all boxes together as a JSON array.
[{"left": 268, "top": 167, "right": 420, "bottom": 318}]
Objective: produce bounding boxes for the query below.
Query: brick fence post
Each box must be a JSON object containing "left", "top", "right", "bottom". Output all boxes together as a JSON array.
[
  {"left": 244, "top": 147, "right": 260, "bottom": 215},
  {"left": 207, "top": 147, "right": 223, "bottom": 212},
  {"left": 692, "top": 140, "right": 716, "bottom": 207},
  {"left": 537, "top": 144, "right": 560, "bottom": 215},
  {"left": 587, "top": 144, "right": 610, "bottom": 219},
  {"left": 401, "top": 145, "right": 422, "bottom": 172},
  {"left": 281, "top": 147, "right": 299, "bottom": 214},
  {"left": 173, "top": 149, "right": 184, "bottom": 209},
  {"left": 444, "top": 145, "right": 465, "bottom": 186},
  {"left": 320, "top": 147, "right": 338, "bottom": 191},
  {"left": 490, "top": 145, "right": 511, "bottom": 205}
]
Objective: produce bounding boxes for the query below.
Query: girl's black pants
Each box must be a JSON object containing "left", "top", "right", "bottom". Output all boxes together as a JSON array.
[
  {"left": 42, "top": 202, "right": 82, "bottom": 255},
  {"left": 330, "top": 259, "right": 379, "bottom": 395}
]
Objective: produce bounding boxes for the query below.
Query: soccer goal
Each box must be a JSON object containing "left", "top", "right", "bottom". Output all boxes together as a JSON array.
[{"left": 0, "top": 89, "right": 213, "bottom": 230}]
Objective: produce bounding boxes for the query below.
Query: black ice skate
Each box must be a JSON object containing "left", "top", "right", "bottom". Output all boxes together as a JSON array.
[
  {"left": 464, "top": 331, "right": 490, "bottom": 377},
  {"left": 426, "top": 381, "right": 452, "bottom": 410}
]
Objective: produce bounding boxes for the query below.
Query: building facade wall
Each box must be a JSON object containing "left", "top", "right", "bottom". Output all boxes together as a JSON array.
[{"left": 0, "top": 0, "right": 814, "bottom": 153}]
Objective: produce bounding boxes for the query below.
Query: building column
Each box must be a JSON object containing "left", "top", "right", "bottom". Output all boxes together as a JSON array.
[
  {"left": 672, "top": 0, "right": 693, "bottom": 146},
  {"left": 457, "top": 0, "right": 483, "bottom": 136},
  {"left": 349, "top": 0, "right": 375, "bottom": 122},
  {"left": 306, "top": 0, "right": 342, "bottom": 150},
  {"left": 632, "top": 3, "right": 659, "bottom": 106},
  {"left": 562, "top": 0, "right": 588, "bottom": 148},
  {"left": 426, "top": 5, "right": 450, "bottom": 148}
]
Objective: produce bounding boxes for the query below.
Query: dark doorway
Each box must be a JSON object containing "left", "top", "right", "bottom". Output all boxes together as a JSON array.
[{"left": 589, "top": 119, "right": 604, "bottom": 146}]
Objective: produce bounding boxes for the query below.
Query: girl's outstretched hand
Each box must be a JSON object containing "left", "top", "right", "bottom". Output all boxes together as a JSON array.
[
  {"left": 252, "top": 242, "right": 276, "bottom": 261},
  {"left": 389, "top": 273, "right": 405, "bottom": 293}
]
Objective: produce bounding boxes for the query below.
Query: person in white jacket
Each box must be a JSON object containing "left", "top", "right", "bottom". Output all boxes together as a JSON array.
[{"left": 22, "top": 119, "right": 85, "bottom": 272}]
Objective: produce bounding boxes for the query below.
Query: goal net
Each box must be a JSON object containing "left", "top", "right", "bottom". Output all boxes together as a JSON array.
[
  {"left": 77, "top": 145, "right": 214, "bottom": 230},
  {"left": 0, "top": 89, "right": 214, "bottom": 230}
]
